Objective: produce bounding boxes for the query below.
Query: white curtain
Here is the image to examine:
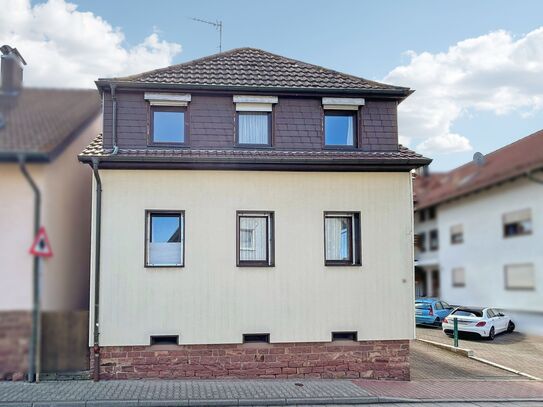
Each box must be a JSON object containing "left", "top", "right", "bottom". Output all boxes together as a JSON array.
[
  {"left": 239, "top": 217, "right": 267, "bottom": 261},
  {"left": 325, "top": 217, "right": 350, "bottom": 261},
  {"left": 238, "top": 114, "right": 268, "bottom": 144},
  {"left": 346, "top": 116, "right": 354, "bottom": 145}
]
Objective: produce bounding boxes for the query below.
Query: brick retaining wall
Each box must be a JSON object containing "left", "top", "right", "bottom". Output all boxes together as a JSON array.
[
  {"left": 0, "top": 311, "right": 31, "bottom": 381},
  {"left": 92, "top": 339, "right": 409, "bottom": 380}
]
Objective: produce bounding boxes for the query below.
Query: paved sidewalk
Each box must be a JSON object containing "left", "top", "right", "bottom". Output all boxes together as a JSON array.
[
  {"left": 416, "top": 326, "right": 543, "bottom": 379},
  {"left": 354, "top": 379, "right": 543, "bottom": 401},
  {"left": 1, "top": 378, "right": 543, "bottom": 406},
  {"left": 0, "top": 379, "right": 372, "bottom": 406}
]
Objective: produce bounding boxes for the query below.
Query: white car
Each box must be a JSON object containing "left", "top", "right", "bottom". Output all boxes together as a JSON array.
[{"left": 442, "top": 307, "right": 515, "bottom": 340}]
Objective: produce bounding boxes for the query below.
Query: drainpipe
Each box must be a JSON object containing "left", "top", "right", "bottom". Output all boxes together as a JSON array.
[
  {"left": 18, "top": 155, "right": 40, "bottom": 383},
  {"left": 110, "top": 84, "right": 119, "bottom": 155},
  {"left": 91, "top": 158, "right": 102, "bottom": 381}
]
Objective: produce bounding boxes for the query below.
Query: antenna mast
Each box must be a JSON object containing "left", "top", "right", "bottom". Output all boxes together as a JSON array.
[{"left": 190, "top": 17, "right": 223, "bottom": 52}]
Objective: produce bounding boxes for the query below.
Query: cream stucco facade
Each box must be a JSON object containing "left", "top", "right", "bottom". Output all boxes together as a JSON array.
[
  {"left": 91, "top": 170, "right": 416, "bottom": 346},
  {"left": 0, "top": 115, "right": 100, "bottom": 312}
]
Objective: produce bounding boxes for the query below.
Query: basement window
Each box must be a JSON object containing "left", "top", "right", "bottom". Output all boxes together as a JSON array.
[
  {"left": 243, "top": 333, "right": 270, "bottom": 343},
  {"left": 150, "top": 335, "right": 179, "bottom": 345},
  {"left": 332, "top": 331, "right": 358, "bottom": 341}
]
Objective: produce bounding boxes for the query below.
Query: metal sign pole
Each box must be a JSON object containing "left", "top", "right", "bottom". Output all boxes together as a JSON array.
[
  {"left": 453, "top": 318, "right": 459, "bottom": 348},
  {"left": 35, "top": 258, "right": 42, "bottom": 383}
]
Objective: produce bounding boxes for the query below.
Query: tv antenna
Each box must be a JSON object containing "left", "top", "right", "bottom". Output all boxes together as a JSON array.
[{"left": 190, "top": 17, "right": 223, "bottom": 52}]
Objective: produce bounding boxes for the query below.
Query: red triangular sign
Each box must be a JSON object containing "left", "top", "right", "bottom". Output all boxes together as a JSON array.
[{"left": 29, "top": 226, "right": 53, "bottom": 257}]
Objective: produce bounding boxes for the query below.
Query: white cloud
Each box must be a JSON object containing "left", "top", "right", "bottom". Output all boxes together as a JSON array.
[
  {"left": 0, "top": 0, "right": 182, "bottom": 88},
  {"left": 385, "top": 28, "right": 543, "bottom": 154}
]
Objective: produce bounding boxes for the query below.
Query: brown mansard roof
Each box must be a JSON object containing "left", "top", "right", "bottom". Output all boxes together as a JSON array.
[
  {"left": 0, "top": 88, "right": 100, "bottom": 161},
  {"left": 415, "top": 129, "right": 543, "bottom": 209},
  {"left": 79, "top": 134, "right": 430, "bottom": 170},
  {"left": 97, "top": 48, "right": 411, "bottom": 96}
]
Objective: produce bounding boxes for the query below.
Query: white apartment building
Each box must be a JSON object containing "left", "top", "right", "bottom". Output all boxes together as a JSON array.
[{"left": 414, "top": 130, "right": 543, "bottom": 334}]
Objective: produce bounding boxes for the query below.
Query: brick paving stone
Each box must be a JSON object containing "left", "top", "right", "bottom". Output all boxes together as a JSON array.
[
  {"left": 0, "top": 380, "right": 369, "bottom": 404},
  {"left": 416, "top": 326, "right": 543, "bottom": 379},
  {"left": 410, "top": 340, "right": 519, "bottom": 380},
  {"left": 353, "top": 379, "right": 543, "bottom": 400}
]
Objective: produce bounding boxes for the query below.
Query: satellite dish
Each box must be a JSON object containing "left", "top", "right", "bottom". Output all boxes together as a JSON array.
[{"left": 473, "top": 152, "right": 485, "bottom": 167}]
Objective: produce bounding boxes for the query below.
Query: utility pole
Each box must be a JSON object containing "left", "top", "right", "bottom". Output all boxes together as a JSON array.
[{"left": 190, "top": 17, "right": 223, "bottom": 52}]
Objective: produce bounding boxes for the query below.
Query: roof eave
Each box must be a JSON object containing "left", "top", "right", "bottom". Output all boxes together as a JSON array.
[
  {"left": 94, "top": 80, "right": 412, "bottom": 99},
  {"left": 0, "top": 151, "right": 50, "bottom": 163},
  {"left": 79, "top": 154, "right": 431, "bottom": 171}
]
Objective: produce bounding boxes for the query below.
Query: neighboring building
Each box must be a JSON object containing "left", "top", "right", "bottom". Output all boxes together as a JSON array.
[
  {"left": 415, "top": 130, "right": 543, "bottom": 334},
  {"left": 0, "top": 46, "right": 101, "bottom": 380},
  {"left": 79, "top": 48, "right": 430, "bottom": 381}
]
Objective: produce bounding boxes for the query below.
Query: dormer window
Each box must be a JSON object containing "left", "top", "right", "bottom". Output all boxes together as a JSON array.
[
  {"left": 151, "top": 107, "right": 186, "bottom": 144},
  {"left": 234, "top": 95, "right": 277, "bottom": 146},
  {"left": 322, "top": 98, "right": 364, "bottom": 148},
  {"left": 145, "top": 93, "right": 191, "bottom": 146}
]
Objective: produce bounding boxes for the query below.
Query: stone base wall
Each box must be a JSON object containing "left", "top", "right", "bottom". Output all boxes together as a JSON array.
[
  {"left": 92, "top": 340, "right": 409, "bottom": 380},
  {"left": 0, "top": 311, "right": 31, "bottom": 381}
]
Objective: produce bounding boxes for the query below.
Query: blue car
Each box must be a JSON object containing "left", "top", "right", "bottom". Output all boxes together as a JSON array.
[{"left": 415, "top": 298, "right": 453, "bottom": 326}]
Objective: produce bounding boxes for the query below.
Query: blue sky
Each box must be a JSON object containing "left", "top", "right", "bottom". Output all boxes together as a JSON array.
[{"left": 15, "top": 0, "right": 543, "bottom": 170}]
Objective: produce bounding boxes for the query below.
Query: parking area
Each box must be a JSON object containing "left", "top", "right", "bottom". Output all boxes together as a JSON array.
[
  {"left": 410, "top": 339, "right": 520, "bottom": 381},
  {"left": 416, "top": 326, "right": 543, "bottom": 379}
]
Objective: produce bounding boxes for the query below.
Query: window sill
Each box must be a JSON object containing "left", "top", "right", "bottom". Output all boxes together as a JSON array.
[
  {"left": 323, "top": 145, "right": 358, "bottom": 151},
  {"left": 503, "top": 232, "right": 532, "bottom": 238},
  {"left": 237, "top": 262, "right": 274, "bottom": 268},
  {"left": 324, "top": 261, "right": 361, "bottom": 267},
  {"left": 147, "top": 142, "right": 189, "bottom": 148},
  {"left": 145, "top": 264, "right": 184, "bottom": 269},
  {"left": 234, "top": 144, "right": 273, "bottom": 149}
]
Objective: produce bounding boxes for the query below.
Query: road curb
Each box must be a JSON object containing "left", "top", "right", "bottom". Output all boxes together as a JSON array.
[
  {"left": 416, "top": 338, "right": 542, "bottom": 381},
  {"left": 4, "top": 396, "right": 543, "bottom": 406},
  {"left": 416, "top": 338, "right": 474, "bottom": 356}
]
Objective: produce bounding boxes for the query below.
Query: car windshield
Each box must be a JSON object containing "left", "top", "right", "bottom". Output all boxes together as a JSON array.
[
  {"left": 415, "top": 303, "right": 431, "bottom": 309},
  {"left": 453, "top": 309, "right": 483, "bottom": 318}
]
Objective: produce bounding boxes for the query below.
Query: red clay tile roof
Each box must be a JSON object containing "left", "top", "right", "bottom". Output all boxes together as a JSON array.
[
  {"left": 99, "top": 48, "right": 410, "bottom": 95},
  {"left": 79, "top": 134, "right": 430, "bottom": 169},
  {"left": 415, "top": 130, "right": 543, "bottom": 209},
  {"left": 0, "top": 88, "right": 100, "bottom": 159}
]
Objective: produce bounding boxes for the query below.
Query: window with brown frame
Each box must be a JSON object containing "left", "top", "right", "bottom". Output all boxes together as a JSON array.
[
  {"left": 324, "top": 212, "right": 361, "bottom": 266},
  {"left": 150, "top": 106, "right": 187, "bottom": 145},
  {"left": 324, "top": 111, "right": 357, "bottom": 147},
  {"left": 145, "top": 211, "right": 184, "bottom": 267},
  {"left": 236, "top": 111, "right": 272, "bottom": 146},
  {"left": 236, "top": 211, "right": 274, "bottom": 267}
]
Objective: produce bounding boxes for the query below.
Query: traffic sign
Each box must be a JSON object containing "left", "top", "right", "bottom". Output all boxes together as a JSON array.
[{"left": 29, "top": 227, "right": 53, "bottom": 257}]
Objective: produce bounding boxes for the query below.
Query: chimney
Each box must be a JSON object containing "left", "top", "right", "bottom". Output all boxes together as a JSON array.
[{"left": 1, "top": 45, "right": 27, "bottom": 95}]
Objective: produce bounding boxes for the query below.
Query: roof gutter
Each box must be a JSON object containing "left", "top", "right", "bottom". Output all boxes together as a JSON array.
[
  {"left": 0, "top": 151, "right": 49, "bottom": 162},
  {"left": 95, "top": 80, "right": 412, "bottom": 100},
  {"left": 18, "top": 155, "right": 41, "bottom": 383},
  {"left": 110, "top": 84, "right": 118, "bottom": 155},
  {"left": 91, "top": 158, "right": 102, "bottom": 382}
]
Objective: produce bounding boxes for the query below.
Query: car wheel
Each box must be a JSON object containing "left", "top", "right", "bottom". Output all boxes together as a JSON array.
[
  {"left": 434, "top": 317, "right": 441, "bottom": 327},
  {"left": 507, "top": 321, "right": 515, "bottom": 333},
  {"left": 488, "top": 326, "right": 495, "bottom": 340}
]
